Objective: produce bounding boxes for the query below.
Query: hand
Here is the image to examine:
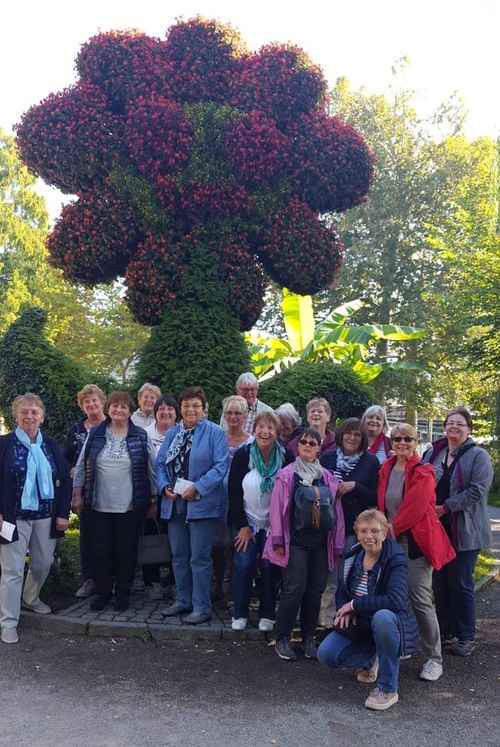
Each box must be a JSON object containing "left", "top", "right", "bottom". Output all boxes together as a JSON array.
[
  {"left": 435, "top": 505, "right": 446, "bottom": 518},
  {"left": 182, "top": 485, "right": 198, "bottom": 502},
  {"left": 164, "top": 487, "right": 176, "bottom": 501},
  {"left": 71, "top": 489, "right": 83, "bottom": 516},
  {"left": 274, "top": 545, "right": 285, "bottom": 556},
  {"left": 234, "top": 526, "right": 254, "bottom": 552},
  {"left": 146, "top": 503, "right": 157, "bottom": 520},
  {"left": 334, "top": 610, "right": 357, "bottom": 629},
  {"left": 69, "top": 467, "right": 75, "bottom": 479},
  {"left": 338, "top": 481, "right": 355, "bottom": 496},
  {"left": 55, "top": 517, "right": 69, "bottom": 531}
]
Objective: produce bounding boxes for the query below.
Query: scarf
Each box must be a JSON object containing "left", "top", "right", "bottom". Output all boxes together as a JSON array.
[
  {"left": 15, "top": 427, "right": 54, "bottom": 511},
  {"left": 368, "top": 432, "right": 387, "bottom": 456},
  {"left": 294, "top": 456, "right": 323, "bottom": 485},
  {"left": 165, "top": 419, "right": 203, "bottom": 479},
  {"left": 249, "top": 440, "right": 284, "bottom": 494},
  {"left": 335, "top": 446, "right": 362, "bottom": 475}
]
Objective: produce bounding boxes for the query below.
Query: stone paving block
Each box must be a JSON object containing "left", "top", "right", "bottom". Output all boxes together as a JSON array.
[
  {"left": 87, "top": 620, "right": 149, "bottom": 638},
  {"left": 56, "top": 599, "right": 89, "bottom": 616},
  {"left": 21, "top": 612, "right": 88, "bottom": 636},
  {"left": 221, "top": 626, "right": 266, "bottom": 641},
  {"left": 149, "top": 624, "right": 223, "bottom": 642}
]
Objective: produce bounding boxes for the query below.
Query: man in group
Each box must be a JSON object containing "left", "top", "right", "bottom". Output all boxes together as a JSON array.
[{"left": 221, "top": 372, "right": 273, "bottom": 434}]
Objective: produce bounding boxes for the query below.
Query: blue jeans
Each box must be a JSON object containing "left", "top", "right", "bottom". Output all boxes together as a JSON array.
[
  {"left": 432, "top": 549, "right": 479, "bottom": 641},
  {"left": 168, "top": 514, "right": 217, "bottom": 615},
  {"left": 317, "top": 609, "right": 401, "bottom": 693},
  {"left": 233, "top": 529, "right": 278, "bottom": 620}
]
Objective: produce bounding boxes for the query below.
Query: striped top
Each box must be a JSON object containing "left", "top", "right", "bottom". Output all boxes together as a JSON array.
[{"left": 353, "top": 568, "right": 369, "bottom": 596}]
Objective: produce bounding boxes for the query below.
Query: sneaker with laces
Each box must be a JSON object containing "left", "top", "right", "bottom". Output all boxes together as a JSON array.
[
  {"left": 258, "top": 618, "right": 274, "bottom": 632},
  {"left": 451, "top": 639, "right": 475, "bottom": 657},
  {"left": 356, "top": 657, "right": 379, "bottom": 683},
  {"left": 1, "top": 626, "right": 18, "bottom": 644},
  {"left": 231, "top": 617, "right": 248, "bottom": 631},
  {"left": 419, "top": 659, "right": 443, "bottom": 681},
  {"left": 22, "top": 599, "right": 51, "bottom": 614},
  {"left": 302, "top": 637, "right": 317, "bottom": 660},
  {"left": 75, "top": 579, "right": 96, "bottom": 598},
  {"left": 275, "top": 637, "right": 297, "bottom": 661},
  {"left": 364, "top": 687, "right": 399, "bottom": 711}
]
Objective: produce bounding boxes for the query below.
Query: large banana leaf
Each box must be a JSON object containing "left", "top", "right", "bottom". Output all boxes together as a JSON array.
[{"left": 281, "top": 289, "right": 315, "bottom": 353}]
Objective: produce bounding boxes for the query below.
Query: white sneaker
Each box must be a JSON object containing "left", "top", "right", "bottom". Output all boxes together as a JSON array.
[
  {"left": 76, "top": 579, "right": 96, "bottom": 598},
  {"left": 356, "top": 657, "right": 379, "bottom": 683},
  {"left": 231, "top": 617, "right": 247, "bottom": 631},
  {"left": 419, "top": 659, "right": 443, "bottom": 682},
  {"left": 1, "top": 626, "right": 18, "bottom": 644},
  {"left": 22, "top": 599, "right": 51, "bottom": 614},
  {"left": 258, "top": 618, "right": 274, "bottom": 632}
]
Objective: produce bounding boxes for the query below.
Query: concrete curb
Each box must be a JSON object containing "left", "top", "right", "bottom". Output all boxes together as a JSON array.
[{"left": 474, "top": 560, "right": 500, "bottom": 593}]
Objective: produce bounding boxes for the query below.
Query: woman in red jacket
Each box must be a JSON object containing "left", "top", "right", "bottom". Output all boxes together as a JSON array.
[{"left": 377, "top": 423, "right": 455, "bottom": 684}]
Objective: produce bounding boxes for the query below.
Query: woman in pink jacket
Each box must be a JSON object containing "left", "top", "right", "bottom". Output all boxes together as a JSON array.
[{"left": 264, "top": 428, "right": 344, "bottom": 662}]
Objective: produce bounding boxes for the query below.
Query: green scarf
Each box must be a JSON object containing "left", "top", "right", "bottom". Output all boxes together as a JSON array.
[{"left": 249, "top": 440, "right": 284, "bottom": 494}]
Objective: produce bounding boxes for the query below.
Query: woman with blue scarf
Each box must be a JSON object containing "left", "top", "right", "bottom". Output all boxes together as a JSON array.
[
  {"left": 0, "top": 393, "right": 71, "bottom": 644},
  {"left": 157, "top": 387, "right": 229, "bottom": 625},
  {"left": 228, "top": 411, "right": 293, "bottom": 633}
]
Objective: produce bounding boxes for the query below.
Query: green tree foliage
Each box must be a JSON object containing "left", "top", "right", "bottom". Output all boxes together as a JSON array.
[
  {"left": 0, "top": 307, "right": 109, "bottom": 442},
  {"left": 258, "top": 361, "right": 374, "bottom": 423},
  {"left": 134, "top": 244, "right": 249, "bottom": 420}
]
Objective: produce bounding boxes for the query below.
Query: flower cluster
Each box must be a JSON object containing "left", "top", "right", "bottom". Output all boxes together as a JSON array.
[
  {"left": 48, "top": 189, "right": 143, "bottom": 282},
  {"left": 259, "top": 198, "right": 344, "bottom": 294},
  {"left": 16, "top": 16, "right": 373, "bottom": 331},
  {"left": 15, "top": 82, "right": 123, "bottom": 194}
]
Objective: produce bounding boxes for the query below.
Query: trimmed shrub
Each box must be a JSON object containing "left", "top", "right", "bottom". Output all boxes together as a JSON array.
[
  {"left": 48, "top": 529, "right": 81, "bottom": 593},
  {"left": 258, "top": 361, "right": 374, "bottom": 424}
]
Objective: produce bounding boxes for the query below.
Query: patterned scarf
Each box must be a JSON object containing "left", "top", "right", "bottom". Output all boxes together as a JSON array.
[
  {"left": 165, "top": 419, "right": 203, "bottom": 480},
  {"left": 294, "top": 456, "right": 323, "bottom": 485},
  {"left": 15, "top": 427, "right": 54, "bottom": 510},
  {"left": 335, "top": 446, "right": 362, "bottom": 476},
  {"left": 249, "top": 440, "right": 284, "bottom": 494}
]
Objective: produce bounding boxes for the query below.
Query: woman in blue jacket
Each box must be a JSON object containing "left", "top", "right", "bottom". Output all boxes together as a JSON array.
[
  {"left": 317, "top": 509, "right": 418, "bottom": 711},
  {"left": 157, "top": 387, "right": 229, "bottom": 625}
]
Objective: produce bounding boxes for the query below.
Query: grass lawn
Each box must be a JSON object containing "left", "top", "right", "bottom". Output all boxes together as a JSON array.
[
  {"left": 473, "top": 549, "right": 496, "bottom": 584},
  {"left": 488, "top": 492, "right": 500, "bottom": 508}
]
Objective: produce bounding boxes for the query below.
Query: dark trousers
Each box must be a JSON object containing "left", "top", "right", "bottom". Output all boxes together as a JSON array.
[
  {"left": 432, "top": 549, "right": 479, "bottom": 641},
  {"left": 141, "top": 518, "right": 162, "bottom": 586},
  {"left": 233, "top": 529, "right": 279, "bottom": 620},
  {"left": 89, "top": 509, "right": 144, "bottom": 599},
  {"left": 275, "top": 542, "right": 329, "bottom": 640},
  {"left": 79, "top": 508, "right": 93, "bottom": 581}
]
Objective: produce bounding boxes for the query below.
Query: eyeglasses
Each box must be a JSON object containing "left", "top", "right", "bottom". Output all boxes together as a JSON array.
[
  {"left": 299, "top": 439, "right": 320, "bottom": 447},
  {"left": 446, "top": 421, "right": 468, "bottom": 428},
  {"left": 392, "top": 436, "right": 415, "bottom": 443},
  {"left": 225, "top": 410, "right": 243, "bottom": 417},
  {"left": 181, "top": 403, "right": 203, "bottom": 410},
  {"left": 308, "top": 408, "right": 326, "bottom": 414}
]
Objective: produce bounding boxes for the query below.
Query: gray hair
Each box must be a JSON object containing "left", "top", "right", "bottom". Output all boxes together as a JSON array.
[
  {"left": 361, "top": 405, "right": 389, "bottom": 434},
  {"left": 275, "top": 403, "right": 301, "bottom": 428},
  {"left": 137, "top": 382, "right": 161, "bottom": 400},
  {"left": 235, "top": 372, "right": 258, "bottom": 390},
  {"left": 12, "top": 392, "right": 46, "bottom": 418}
]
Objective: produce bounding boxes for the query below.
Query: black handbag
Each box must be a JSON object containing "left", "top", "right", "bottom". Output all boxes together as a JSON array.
[
  {"left": 136, "top": 521, "right": 171, "bottom": 566},
  {"left": 293, "top": 481, "right": 335, "bottom": 532}
]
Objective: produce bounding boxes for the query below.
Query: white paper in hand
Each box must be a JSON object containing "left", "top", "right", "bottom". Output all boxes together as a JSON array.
[{"left": 0, "top": 521, "right": 16, "bottom": 542}]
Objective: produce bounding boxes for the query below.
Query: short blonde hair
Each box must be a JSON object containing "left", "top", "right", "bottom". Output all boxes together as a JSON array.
[
  {"left": 77, "top": 384, "right": 106, "bottom": 410},
  {"left": 306, "top": 397, "right": 332, "bottom": 419},
  {"left": 137, "top": 382, "right": 161, "bottom": 401},
  {"left": 254, "top": 410, "right": 281, "bottom": 435},
  {"left": 12, "top": 393, "right": 45, "bottom": 418},
  {"left": 222, "top": 395, "right": 248, "bottom": 416},
  {"left": 390, "top": 422, "right": 418, "bottom": 442},
  {"left": 354, "top": 509, "right": 389, "bottom": 535}
]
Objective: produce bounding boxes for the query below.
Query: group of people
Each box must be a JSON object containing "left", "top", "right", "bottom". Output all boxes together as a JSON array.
[{"left": 0, "top": 373, "right": 493, "bottom": 713}]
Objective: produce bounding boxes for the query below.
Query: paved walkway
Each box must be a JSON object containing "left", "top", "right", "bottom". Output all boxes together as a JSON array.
[{"left": 21, "top": 507, "right": 500, "bottom": 641}]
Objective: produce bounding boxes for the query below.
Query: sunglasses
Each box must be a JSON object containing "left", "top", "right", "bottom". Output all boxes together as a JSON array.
[
  {"left": 392, "top": 436, "right": 414, "bottom": 443},
  {"left": 299, "top": 439, "right": 320, "bottom": 447}
]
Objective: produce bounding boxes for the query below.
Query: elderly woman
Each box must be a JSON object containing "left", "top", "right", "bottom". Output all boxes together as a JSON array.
[
  {"left": 0, "top": 393, "right": 71, "bottom": 644},
  {"left": 64, "top": 384, "right": 106, "bottom": 599},
  {"left": 142, "top": 395, "right": 179, "bottom": 601},
  {"left": 228, "top": 411, "right": 292, "bottom": 632},
  {"left": 361, "top": 405, "right": 392, "bottom": 464},
  {"left": 275, "top": 403, "right": 302, "bottom": 446},
  {"left": 263, "top": 428, "right": 344, "bottom": 661},
  {"left": 378, "top": 423, "right": 455, "bottom": 682},
  {"left": 72, "top": 391, "right": 157, "bottom": 612},
  {"left": 131, "top": 382, "right": 162, "bottom": 429},
  {"left": 157, "top": 387, "right": 229, "bottom": 625},
  {"left": 423, "top": 407, "right": 493, "bottom": 657},
  {"left": 287, "top": 398, "right": 336, "bottom": 458},
  {"left": 317, "top": 509, "right": 419, "bottom": 711},
  {"left": 318, "top": 419, "right": 380, "bottom": 628},
  {"left": 212, "top": 396, "right": 252, "bottom": 602}
]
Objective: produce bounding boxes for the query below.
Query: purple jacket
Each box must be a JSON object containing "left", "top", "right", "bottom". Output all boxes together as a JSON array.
[{"left": 262, "top": 463, "right": 344, "bottom": 570}]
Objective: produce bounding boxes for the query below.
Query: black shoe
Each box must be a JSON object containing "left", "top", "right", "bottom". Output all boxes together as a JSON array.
[
  {"left": 113, "top": 596, "right": 129, "bottom": 612},
  {"left": 275, "top": 637, "right": 297, "bottom": 661},
  {"left": 302, "top": 637, "right": 317, "bottom": 660},
  {"left": 90, "top": 596, "right": 110, "bottom": 611}
]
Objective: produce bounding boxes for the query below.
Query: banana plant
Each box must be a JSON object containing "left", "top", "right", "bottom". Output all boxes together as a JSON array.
[{"left": 246, "top": 293, "right": 427, "bottom": 382}]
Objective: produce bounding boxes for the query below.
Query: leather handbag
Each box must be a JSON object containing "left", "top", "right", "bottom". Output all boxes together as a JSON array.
[{"left": 136, "top": 521, "right": 171, "bottom": 566}]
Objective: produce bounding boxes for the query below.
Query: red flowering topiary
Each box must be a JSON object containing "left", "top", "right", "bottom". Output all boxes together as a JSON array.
[{"left": 15, "top": 16, "right": 374, "bottom": 334}]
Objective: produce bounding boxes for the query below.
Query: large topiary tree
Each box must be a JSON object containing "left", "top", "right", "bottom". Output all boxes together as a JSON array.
[{"left": 15, "top": 17, "right": 374, "bottom": 408}]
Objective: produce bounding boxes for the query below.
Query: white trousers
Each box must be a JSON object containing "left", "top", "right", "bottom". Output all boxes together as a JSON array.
[{"left": 0, "top": 518, "right": 55, "bottom": 628}]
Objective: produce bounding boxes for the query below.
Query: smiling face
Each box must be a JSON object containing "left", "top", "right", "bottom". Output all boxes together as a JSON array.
[
  {"left": 236, "top": 383, "right": 258, "bottom": 408},
  {"left": 139, "top": 388, "right": 157, "bottom": 416},
  {"left": 15, "top": 401, "right": 44, "bottom": 439},
  {"left": 156, "top": 403, "right": 176, "bottom": 431},
  {"left": 364, "top": 412, "right": 385, "bottom": 438},
  {"left": 342, "top": 428, "right": 363, "bottom": 456},
  {"left": 108, "top": 400, "right": 131, "bottom": 426},
  {"left": 254, "top": 417, "right": 278, "bottom": 452},
  {"left": 391, "top": 431, "right": 418, "bottom": 459},
  {"left": 224, "top": 406, "right": 246, "bottom": 431},
  {"left": 278, "top": 415, "right": 295, "bottom": 440},
  {"left": 82, "top": 394, "right": 104, "bottom": 421},
  {"left": 444, "top": 415, "right": 470, "bottom": 446},
  {"left": 180, "top": 398, "right": 205, "bottom": 429},
  {"left": 356, "top": 519, "right": 385, "bottom": 556},
  {"left": 307, "top": 404, "right": 329, "bottom": 431}
]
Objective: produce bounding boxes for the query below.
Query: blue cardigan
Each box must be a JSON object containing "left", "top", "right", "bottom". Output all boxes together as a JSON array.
[
  {"left": 157, "top": 418, "right": 229, "bottom": 520},
  {"left": 337, "top": 537, "right": 419, "bottom": 657},
  {"left": 0, "top": 431, "right": 71, "bottom": 543}
]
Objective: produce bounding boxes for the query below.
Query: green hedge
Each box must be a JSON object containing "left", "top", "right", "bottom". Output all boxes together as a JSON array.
[
  {"left": 259, "top": 361, "right": 374, "bottom": 424},
  {"left": 48, "top": 529, "right": 81, "bottom": 593}
]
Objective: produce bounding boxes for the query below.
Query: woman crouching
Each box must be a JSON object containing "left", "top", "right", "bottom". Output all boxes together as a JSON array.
[{"left": 317, "top": 509, "right": 418, "bottom": 711}]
